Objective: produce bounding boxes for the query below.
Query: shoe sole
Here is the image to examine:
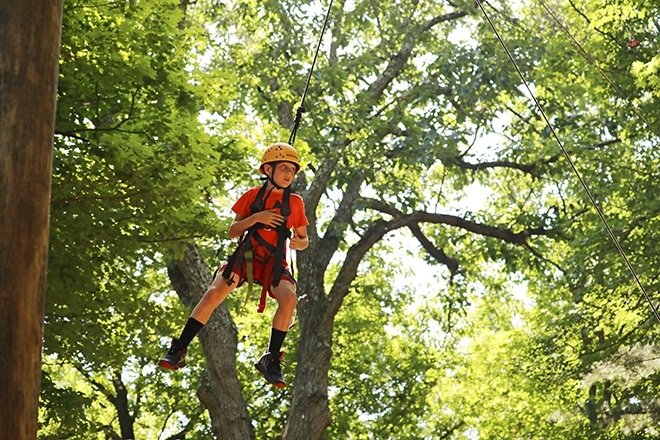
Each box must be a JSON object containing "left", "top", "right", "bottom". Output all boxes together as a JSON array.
[
  {"left": 254, "top": 362, "right": 286, "bottom": 389},
  {"left": 158, "top": 359, "right": 185, "bottom": 370}
]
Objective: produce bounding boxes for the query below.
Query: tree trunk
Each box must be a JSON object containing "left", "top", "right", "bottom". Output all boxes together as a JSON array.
[
  {"left": 0, "top": 1, "right": 62, "bottom": 438},
  {"left": 167, "top": 245, "right": 254, "bottom": 439},
  {"left": 111, "top": 374, "right": 136, "bottom": 440},
  {"left": 283, "top": 302, "right": 333, "bottom": 439},
  {"left": 282, "top": 255, "right": 334, "bottom": 439}
]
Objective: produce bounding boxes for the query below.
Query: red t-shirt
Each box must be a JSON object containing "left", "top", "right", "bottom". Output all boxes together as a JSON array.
[{"left": 232, "top": 187, "right": 309, "bottom": 250}]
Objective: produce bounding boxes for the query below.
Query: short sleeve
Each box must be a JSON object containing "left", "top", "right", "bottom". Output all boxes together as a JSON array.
[
  {"left": 231, "top": 188, "right": 259, "bottom": 217},
  {"left": 288, "top": 194, "right": 309, "bottom": 228}
]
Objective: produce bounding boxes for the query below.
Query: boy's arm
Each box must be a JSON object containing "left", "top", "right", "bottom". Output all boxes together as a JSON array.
[
  {"left": 228, "top": 210, "right": 284, "bottom": 239},
  {"left": 289, "top": 225, "right": 308, "bottom": 250}
]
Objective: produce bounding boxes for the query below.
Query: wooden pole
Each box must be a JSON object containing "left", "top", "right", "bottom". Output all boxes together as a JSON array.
[{"left": 0, "top": 0, "right": 63, "bottom": 438}]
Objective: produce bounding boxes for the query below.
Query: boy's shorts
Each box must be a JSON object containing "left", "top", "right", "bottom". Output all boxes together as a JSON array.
[
  {"left": 218, "top": 258, "right": 296, "bottom": 295},
  {"left": 217, "top": 256, "right": 296, "bottom": 313}
]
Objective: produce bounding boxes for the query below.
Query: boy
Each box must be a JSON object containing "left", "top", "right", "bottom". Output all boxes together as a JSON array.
[{"left": 159, "top": 143, "right": 309, "bottom": 389}]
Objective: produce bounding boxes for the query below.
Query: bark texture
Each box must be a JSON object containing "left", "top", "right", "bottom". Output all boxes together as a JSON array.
[
  {"left": 167, "top": 245, "right": 254, "bottom": 439},
  {"left": 0, "top": 1, "right": 63, "bottom": 438}
]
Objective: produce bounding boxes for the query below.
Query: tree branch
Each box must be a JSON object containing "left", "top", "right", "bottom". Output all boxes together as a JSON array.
[
  {"left": 301, "top": 152, "right": 341, "bottom": 242},
  {"left": 314, "top": 171, "right": 365, "bottom": 274},
  {"left": 362, "top": 197, "right": 551, "bottom": 243},
  {"left": 408, "top": 223, "right": 460, "bottom": 276},
  {"left": 421, "top": 10, "right": 469, "bottom": 33},
  {"left": 363, "top": 200, "right": 460, "bottom": 275},
  {"left": 446, "top": 156, "right": 541, "bottom": 175},
  {"left": 327, "top": 199, "right": 552, "bottom": 316},
  {"left": 522, "top": 242, "right": 566, "bottom": 273},
  {"left": 57, "top": 87, "right": 141, "bottom": 137},
  {"left": 566, "top": 0, "right": 618, "bottom": 44},
  {"left": 365, "top": 10, "right": 468, "bottom": 101}
]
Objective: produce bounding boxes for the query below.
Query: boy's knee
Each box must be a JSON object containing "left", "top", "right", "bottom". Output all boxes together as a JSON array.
[
  {"left": 277, "top": 289, "right": 297, "bottom": 309},
  {"left": 203, "top": 284, "right": 225, "bottom": 302}
]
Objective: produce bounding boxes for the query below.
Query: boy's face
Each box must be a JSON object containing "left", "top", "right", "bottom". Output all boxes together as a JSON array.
[{"left": 265, "top": 161, "right": 297, "bottom": 188}]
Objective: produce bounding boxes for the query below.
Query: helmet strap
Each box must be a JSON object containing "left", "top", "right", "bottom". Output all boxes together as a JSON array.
[{"left": 265, "top": 161, "right": 287, "bottom": 190}]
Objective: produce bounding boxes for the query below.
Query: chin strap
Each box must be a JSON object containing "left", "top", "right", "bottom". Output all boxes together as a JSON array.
[{"left": 263, "top": 164, "right": 287, "bottom": 190}]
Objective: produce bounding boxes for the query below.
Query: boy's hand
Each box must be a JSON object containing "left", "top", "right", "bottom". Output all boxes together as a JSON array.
[
  {"left": 257, "top": 210, "right": 284, "bottom": 228},
  {"left": 289, "top": 232, "right": 308, "bottom": 250}
]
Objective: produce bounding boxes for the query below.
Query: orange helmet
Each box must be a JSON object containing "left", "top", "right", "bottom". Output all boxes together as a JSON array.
[{"left": 259, "top": 142, "right": 301, "bottom": 173}]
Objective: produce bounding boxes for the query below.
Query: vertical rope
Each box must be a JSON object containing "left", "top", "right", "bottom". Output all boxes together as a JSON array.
[{"left": 288, "top": 0, "right": 335, "bottom": 146}]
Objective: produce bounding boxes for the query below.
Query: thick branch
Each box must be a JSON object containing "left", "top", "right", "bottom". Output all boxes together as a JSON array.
[
  {"left": 447, "top": 156, "right": 542, "bottom": 175},
  {"left": 301, "top": 144, "right": 345, "bottom": 242},
  {"left": 327, "top": 204, "right": 550, "bottom": 317},
  {"left": 111, "top": 373, "right": 135, "bottom": 440},
  {"left": 314, "top": 171, "right": 365, "bottom": 273},
  {"left": 408, "top": 224, "right": 459, "bottom": 275},
  {"left": 421, "top": 10, "right": 469, "bottom": 32},
  {"left": 362, "top": 198, "right": 550, "bottom": 243},
  {"left": 365, "top": 10, "right": 468, "bottom": 101}
]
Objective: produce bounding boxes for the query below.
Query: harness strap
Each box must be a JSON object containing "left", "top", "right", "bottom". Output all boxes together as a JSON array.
[
  {"left": 271, "top": 188, "right": 291, "bottom": 288},
  {"left": 252, "top": 233, "right": 276, "bottom": 254},
  {"left": 249, "top": 182, "right": 273, "bottom": 214},
  {"left": 243, "top": 249, "right": 254, "bottom": 308},
  {"left": 223, "top": 182, "right": 271, "bottom": 280},
  {"left": 257, "top": 258, "right": 276, "bottom": 313},
  {"left": 222, "top": 183, "right": 293, "bottom": 312}
]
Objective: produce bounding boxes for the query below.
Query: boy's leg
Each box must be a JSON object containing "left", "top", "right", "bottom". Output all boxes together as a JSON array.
[
  {"left": 255, "top": 279, "right": 297, "bottom": 388},
  {"left": 159, "top": 270, "right": 239, "bottom": 370},
  {"left": 158, "top": 318, "right": 204, "bottom": 370},
  {"left": 189, "top": 270, "right": 241, "bottom": 324},
  {"left": 268, "top": 328, "right": 287, "bottom": 356},
  {"left": 270, "top": 279, "right": 297, "bottom": 332}
]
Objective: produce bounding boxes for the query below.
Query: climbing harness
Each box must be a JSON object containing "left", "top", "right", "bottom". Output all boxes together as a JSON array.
[
  {"left": 222, "top": 166, "right": 293, "bottom": 313},
  {"left": 474, "top": 0, "right": 660, "bottom": 324}
]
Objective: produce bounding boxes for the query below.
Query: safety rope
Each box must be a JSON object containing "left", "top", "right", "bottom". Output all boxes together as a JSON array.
[
  {"left": 474, "top": 0, "right": 660, "bottom": 324},
  {"left": 288, "top": 0, "right": 335, "bottom": 146},
  {"left": 537, "top": 0, "right": 656, "bottom": 136}
]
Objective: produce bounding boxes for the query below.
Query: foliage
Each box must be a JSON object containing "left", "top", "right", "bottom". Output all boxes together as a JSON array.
[
  {"left": 42, "top": 0, "right": 658, "bottom": 438},
  {"left": 42, "top": 0, "right": 248, "bottom": 437},
  {"left": 328, "top": 251, "right": 441, "bottom": 440}
]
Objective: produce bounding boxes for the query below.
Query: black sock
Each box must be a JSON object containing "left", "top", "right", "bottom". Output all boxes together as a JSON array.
[
  {"left": 177, "top": 318, "right": 204, "bottom": 348},
  {"left": 268, "top": 328, "right": 287, "bottom": 355}
]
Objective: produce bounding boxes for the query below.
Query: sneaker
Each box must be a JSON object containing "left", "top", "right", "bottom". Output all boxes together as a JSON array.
[
  {"left": 254, "top": 352, "right": 285, "bottom": 389},
  {"left": 158, "top": 338, "right": 187, "bottom": 370}
]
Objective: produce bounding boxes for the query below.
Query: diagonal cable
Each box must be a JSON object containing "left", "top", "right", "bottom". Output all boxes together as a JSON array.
[
  {"left": 538, "top": 0, "right": 656, "bottom": 136},
  {"left": 474, "top": 0, "right": 659, "bottom": 323}
]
